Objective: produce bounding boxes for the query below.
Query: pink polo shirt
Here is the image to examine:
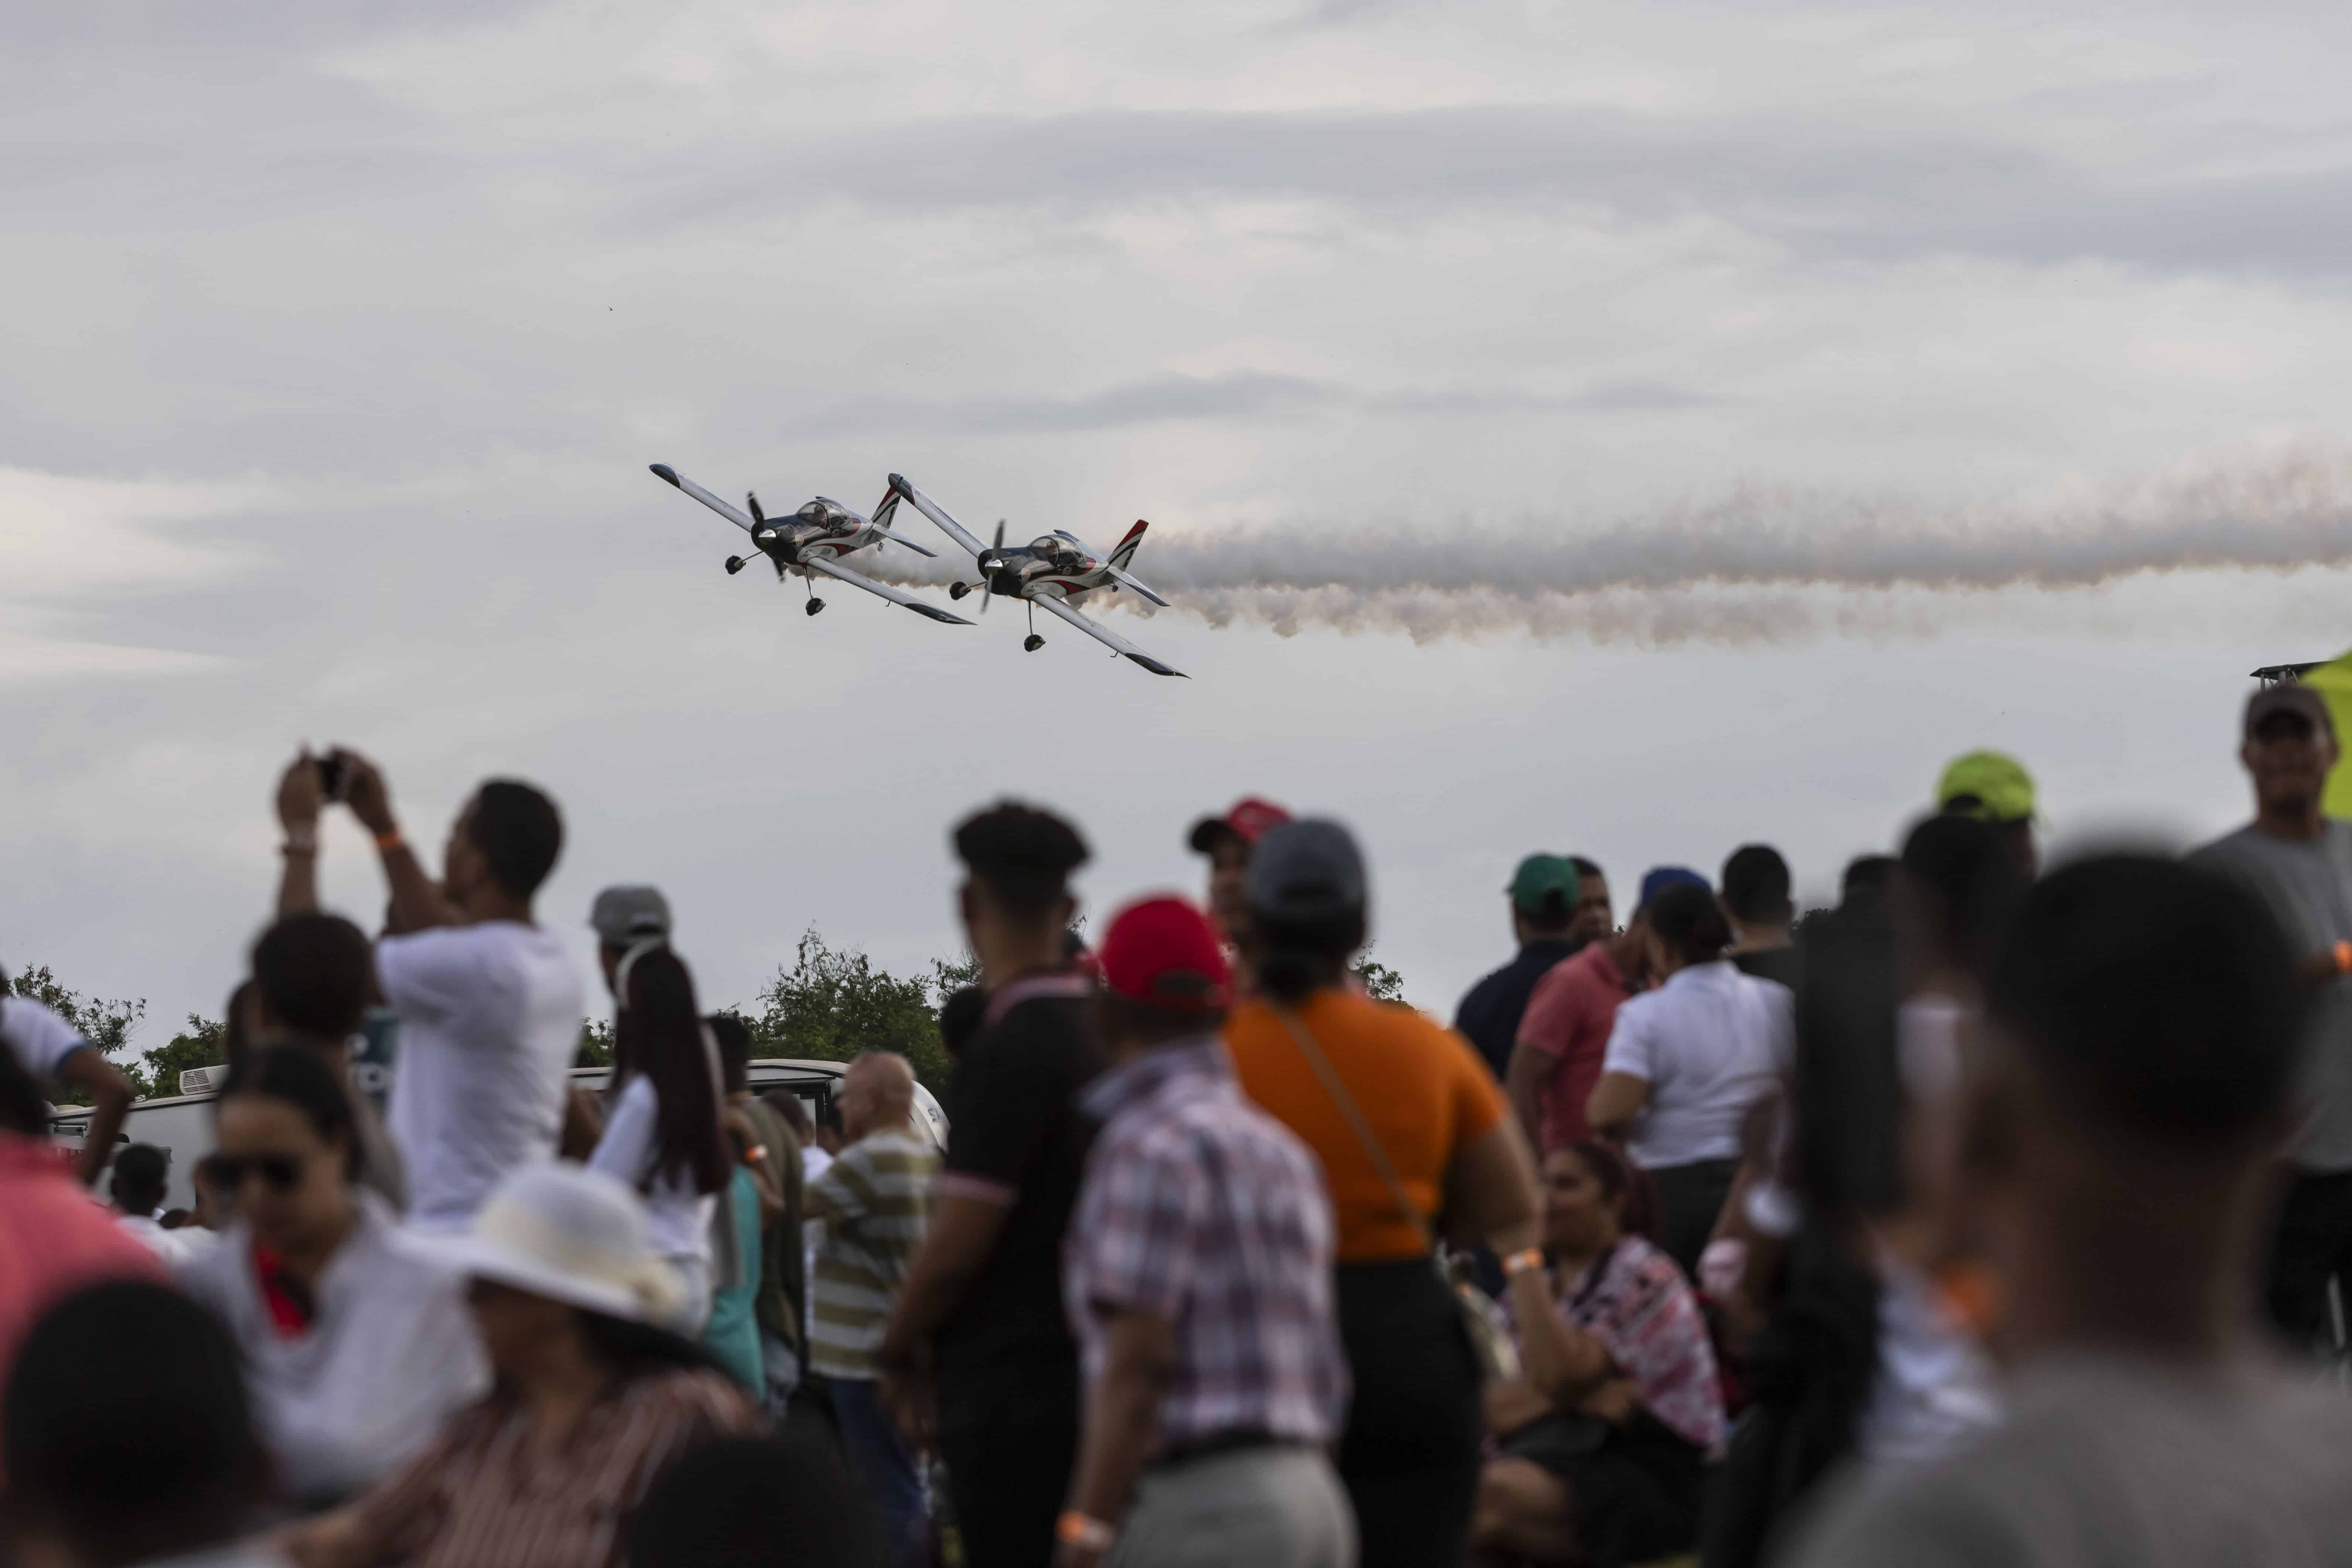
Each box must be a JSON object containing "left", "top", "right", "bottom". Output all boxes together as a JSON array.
[{"left": 1515, "top": 942, "right": 1635, "bottom": 1154}]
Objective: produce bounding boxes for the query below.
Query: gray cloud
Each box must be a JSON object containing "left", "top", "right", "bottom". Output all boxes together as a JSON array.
[
  {"left": 622, "top": 103, "right": 2352, "bottom": 274},
  {"left": 779, "top": 370, "right": 1721, "bottom": 437}
]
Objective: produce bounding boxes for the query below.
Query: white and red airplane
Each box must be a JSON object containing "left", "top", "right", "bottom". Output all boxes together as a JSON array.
[
  {"left": 649, "top": 463, "right": 972, "bottom": 625},
  {"left": 887, "top": 473, "right": 1185, "bottom": 678}
]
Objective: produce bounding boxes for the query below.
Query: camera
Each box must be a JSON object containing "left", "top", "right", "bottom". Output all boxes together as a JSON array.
[{"left": 315, "top": 750, "right": 350, "bottom": 802}]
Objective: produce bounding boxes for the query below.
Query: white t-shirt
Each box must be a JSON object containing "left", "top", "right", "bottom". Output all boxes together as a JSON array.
[
  {"left": 376, "top": 922, "right": 584, "bottom": 1232},
  {"left": 2, "top": 994, "right": 91, "bottom": 1084},
  {"left": 118, "top": 1213, "right": 218, "bottom": 1265},
  {"left": 587, "top": 1074, "right": 717, "bottom": 1266},
  {"left": 1600, "top": 959, "right": 1793, "bottom": 1169},
  {"left": 177, "top": 1193, "right": 488, "bottom": 1506}
]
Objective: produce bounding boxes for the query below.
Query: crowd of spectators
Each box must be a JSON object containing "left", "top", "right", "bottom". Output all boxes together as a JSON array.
[{"left": 3, "top": 690, "right": 2352, "bottom": 1568}]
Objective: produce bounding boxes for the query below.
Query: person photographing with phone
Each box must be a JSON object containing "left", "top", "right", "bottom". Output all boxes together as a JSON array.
[{"left": 275, "top": 746, "right": 584, "bottom": 1233}]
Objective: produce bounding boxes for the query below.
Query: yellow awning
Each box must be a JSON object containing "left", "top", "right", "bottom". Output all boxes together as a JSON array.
[{"left": 2306, "top": 650, "right": 2352, "bottom": 817}]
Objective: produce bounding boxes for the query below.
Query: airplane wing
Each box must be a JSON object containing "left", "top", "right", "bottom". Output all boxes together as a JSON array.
[
  {"left": 649, "top": 464, "right": 756, "bottom": 534},
  {"left": 887, "top": 474, "right": 989, "bottom": 558},
  {"left": 804, "top": 556, "right": 973, "bottom": 625},
  {"left": 1034, "top": 594, "right": 1186, "bottom": 677},
  {"left": 1106, "top": 566, "right": 1170, "bottom": 608}
]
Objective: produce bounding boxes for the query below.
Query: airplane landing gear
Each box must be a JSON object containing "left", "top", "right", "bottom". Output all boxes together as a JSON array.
[
  {"left": 948, "top": 582, "right": 970, "bottom": 601},
  {"left": 1024, "top": 634, "right": 1045, "bottom": 652},
  {"left": 806, "top": 598, "right": 826, "bottom": 616},
  {"left": 724, "top": 556, "right": 745, "bottom": 575}
]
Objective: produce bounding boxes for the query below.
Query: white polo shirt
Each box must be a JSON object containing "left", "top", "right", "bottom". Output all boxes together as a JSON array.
[{"left": 1600, "top": 959, "right": 1793, "bottom": 1169}]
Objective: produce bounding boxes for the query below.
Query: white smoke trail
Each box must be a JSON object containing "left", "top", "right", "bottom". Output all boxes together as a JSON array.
[{"left": 868, "top": 438, "right": 2352, "bottom": 645}]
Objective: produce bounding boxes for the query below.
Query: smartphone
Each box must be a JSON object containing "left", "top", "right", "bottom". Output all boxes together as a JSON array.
[{"left": 315, "top": 750, "right": 349, "bottom": 802}]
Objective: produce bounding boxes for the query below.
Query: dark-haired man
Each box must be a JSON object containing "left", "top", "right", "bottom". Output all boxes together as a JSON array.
[
  {"left": 275, "top": 748, "right": 583, "bottom": 1231},
  {"left": 1723, "top": 843, "right": 1800, "bottom": 992},
  {"left": 108, "top": 1142, "right": 197, "bottom": 1264},
  {"left": 250, "top": 912, "right": 408, "bottom": 1210},
  {"left": 2193, "top": 684, "right": 2352, "bottom": 1347},
  {"left": 5, "top": 1281, "right": 274, "bottom": 1568},
  {"left": 1056, "top": 897, "right": 1350, "bottom": 1568},
  {"left": 880, "top": 801, "right": 1102, "bottom": 1568},
  {"left": 1455, "top": 854, "right": 1586, "bottom": 1082},
  {"left": 1566, "top": 856, "right": 1614, "bottom": 947},
  {"left": 1788, "top": 854, "right": 2352, "bottom": 1568}
]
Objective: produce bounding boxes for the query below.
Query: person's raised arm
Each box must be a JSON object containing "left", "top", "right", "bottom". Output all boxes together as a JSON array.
[
  {"left": 275, "top": 750, "right": 324, "bottom": 917},
  {"left": 58, "top": 1049, "right": 137, "bottom": 1186},
  {"left": 336, "top": 751, "right": 462, "bottom": 933},
  {"left": 1055, "top": 1309, "right": 1174, "bottom": 1568}
]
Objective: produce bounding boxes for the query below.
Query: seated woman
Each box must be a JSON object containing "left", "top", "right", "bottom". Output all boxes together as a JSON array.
[
  {"left": 1475, "top": 1140, "right": 1727, "bottom": 1568},
  {"left": 178, "top": 1046, "right": 485, "bottom": 1509},
  {"left": 284, "top": 1162, "right": 761, "bottom": 1568}
]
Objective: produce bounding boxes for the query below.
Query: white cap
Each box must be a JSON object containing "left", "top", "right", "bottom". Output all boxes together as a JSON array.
[{"left": 434, "top": 1162, "right": 683, "bottom": 1324}]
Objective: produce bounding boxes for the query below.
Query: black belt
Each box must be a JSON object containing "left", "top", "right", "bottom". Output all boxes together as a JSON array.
[{"left": 1151, "top": 1429, "right": 1303, "bottom": 1471}]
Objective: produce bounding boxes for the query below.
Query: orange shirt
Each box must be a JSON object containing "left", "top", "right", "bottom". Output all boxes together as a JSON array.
[{"left": 1223, "top": 990, "right": 1507, "bottom": 1264}]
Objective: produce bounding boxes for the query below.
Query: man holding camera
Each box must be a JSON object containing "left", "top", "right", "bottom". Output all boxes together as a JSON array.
[{"left": 276, "top": 747, "right": 583, "bottom": 1233}]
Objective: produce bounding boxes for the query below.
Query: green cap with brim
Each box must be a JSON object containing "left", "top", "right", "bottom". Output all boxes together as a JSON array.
[
  {"left": 1508, "top": 854, "right": 1581, "bottom": 916},
  {"left": 1936, "top": 750, "right": 2036, "bottom": 824}
]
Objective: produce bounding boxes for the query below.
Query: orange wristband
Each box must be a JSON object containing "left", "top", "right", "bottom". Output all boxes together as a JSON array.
[
  {"left": 374, "top": 829, "right": 405, "bottom": 854},
  {"left": 2335, "top": 940, "right": 2352, "bottom": 977},
  {"left": 1056, "top": 1512, "right": 1115, "bottom": 1552},
  {"left": 1503, "top": 1248, "right": 1546, "bottom": 1278}
]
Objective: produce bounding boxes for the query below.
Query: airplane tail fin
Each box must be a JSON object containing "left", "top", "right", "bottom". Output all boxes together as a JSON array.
[
  {"left": 872, "top": 487, "right": 902, "bottom": 531},
  {"left": 1108, "top": 520, "right": 1147, "bottom": 572}
]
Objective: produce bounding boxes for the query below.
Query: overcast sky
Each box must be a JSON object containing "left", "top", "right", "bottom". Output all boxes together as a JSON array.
[{"left": 7, "top": 0, "right": 2352, "bottom": 1052}]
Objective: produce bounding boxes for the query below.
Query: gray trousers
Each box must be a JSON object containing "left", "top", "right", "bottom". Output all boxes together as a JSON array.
[{"left": 1111, "top": 1445, "right": 1355, "bottom": 1568}]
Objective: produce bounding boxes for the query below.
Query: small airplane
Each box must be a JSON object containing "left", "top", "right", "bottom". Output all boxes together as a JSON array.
[
  {"left": 648, "top": 463, "right": 972, "bottom": 625},
  {"left": 886, "top": 473, "right": 1186, "bottom": 678}
]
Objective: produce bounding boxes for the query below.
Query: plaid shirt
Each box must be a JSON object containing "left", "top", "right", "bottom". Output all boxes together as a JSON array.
[{"left": 1065, "top": 1036, "right": 1348, "bottom": 1452}]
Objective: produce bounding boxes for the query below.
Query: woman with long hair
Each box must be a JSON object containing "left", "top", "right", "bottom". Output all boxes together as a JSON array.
[
  {"left": 1222, "top": 818, "right": 1542, "bottom": 1568},
  {"left": 179, "top": 1046, "right": 485, "bottom": 1508},
  {"left": 1475, "top": 1140, "right": 1724, "bottom": 1566},
  {"left": 284, "top": 1162, "right": 759, "bottom": 1568},
  {"left": 589, "top": 945, "right": 729, "bottom": 1331}
]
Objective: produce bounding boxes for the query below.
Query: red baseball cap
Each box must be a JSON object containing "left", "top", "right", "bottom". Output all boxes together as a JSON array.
[
  {"left": 1186, "top": 796, "right": 1293, "bottom": 855},
  {"left": 1097, "top": 895, "right": 1231, "bottom": 1012}
]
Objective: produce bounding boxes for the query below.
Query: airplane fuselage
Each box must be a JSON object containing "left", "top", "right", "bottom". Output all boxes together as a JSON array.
[{"left": 751, "top": 498, "right": 883, "bottom": 576}]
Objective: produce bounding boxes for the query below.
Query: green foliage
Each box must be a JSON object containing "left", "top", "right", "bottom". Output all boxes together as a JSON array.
[
  {"left": 138, "top": 1015, "right": 225, "bottom": 1100},
  {"left": 1351, "top": 951, "right": 1407, "bottom": 1004},
  {"left": 748, "top": 930, "right": 972, "bottom": 1094},
  {"left": 5, "top": 964, "right": 147, "bottom": 1103},
  {"left": 576, "top": 1017, "right": 615, "bottom": 1068}
]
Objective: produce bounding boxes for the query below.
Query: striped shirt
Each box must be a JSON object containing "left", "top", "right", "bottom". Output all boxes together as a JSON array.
[
  {"left": 805, "top": 1129, "right": 938, "bottom": 1378},
  {"left": 334, "top": 1367, "right": 757, "bottom": 1568}
]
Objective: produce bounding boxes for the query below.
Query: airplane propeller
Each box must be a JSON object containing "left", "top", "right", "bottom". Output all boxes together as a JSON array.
[
  {"left": 972, "top": 519, "right": 1006, "bottom": 614},
  {"left": 747, "top": 491, "right": 778, "bottom": 547}
]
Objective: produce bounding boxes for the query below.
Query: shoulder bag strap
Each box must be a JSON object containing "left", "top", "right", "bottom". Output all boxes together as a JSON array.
[{"left": 1270, "top": 1004, "right": 1437, "bottom": 1255}]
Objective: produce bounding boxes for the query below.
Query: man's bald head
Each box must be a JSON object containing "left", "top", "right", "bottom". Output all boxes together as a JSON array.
[{"left": 839, "top": 1052, "right": 916, "bottom": 1141}]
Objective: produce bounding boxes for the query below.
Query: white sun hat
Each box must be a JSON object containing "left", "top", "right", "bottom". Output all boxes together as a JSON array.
[{"left": 436, "top": 1161, "right": 684, "bottom": 1324}]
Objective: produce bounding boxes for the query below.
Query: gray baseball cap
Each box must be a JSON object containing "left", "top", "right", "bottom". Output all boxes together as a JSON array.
[
  {"left": 589, "top": 885, "right": 672, "bottom": 946},
  {"left": 1246, "top": 818, "right": 1368, "bottom": 921}
]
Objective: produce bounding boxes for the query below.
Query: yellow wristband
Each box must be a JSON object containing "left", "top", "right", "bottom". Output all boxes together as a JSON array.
[{"left": 374, "top": 830, "right": 406, "bottom": 854}]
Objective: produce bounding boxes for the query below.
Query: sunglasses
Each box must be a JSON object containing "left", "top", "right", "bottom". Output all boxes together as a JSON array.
[{"left": 208, "top": 1152, "right": 311, "bottom": 1194}]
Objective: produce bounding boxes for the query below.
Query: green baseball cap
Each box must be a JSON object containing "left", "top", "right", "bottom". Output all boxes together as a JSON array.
[
  {"left": 1508, "top": 854, "right": 1581, "bottom": 916},
  {"left": 1936, "top": 750, "right": 2036, "bottom": 824}
]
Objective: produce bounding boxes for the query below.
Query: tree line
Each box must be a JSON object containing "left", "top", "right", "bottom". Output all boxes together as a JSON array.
[{"left": 17, "top": 934, "right": 1408, "bottom": 1107}]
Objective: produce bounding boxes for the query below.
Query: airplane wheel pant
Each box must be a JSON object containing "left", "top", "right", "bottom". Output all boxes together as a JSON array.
[
  {"left": 937, "top": 1357, "right": 1081, "bottom": 1568},
  {"left": 1334, "top": 1258, "right": 1484, "bottom": 1568}
]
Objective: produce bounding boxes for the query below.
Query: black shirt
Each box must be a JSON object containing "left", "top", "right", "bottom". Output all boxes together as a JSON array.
[
  {"left": 1732, "top": 945, "right": 1802, "bottom": 993},
  {"left": 1453, "top": 939, "right": 1583, "bottom": 1080},
  {"left": 934, "top": 975, "right": 1104, "bottom": 1394}
]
